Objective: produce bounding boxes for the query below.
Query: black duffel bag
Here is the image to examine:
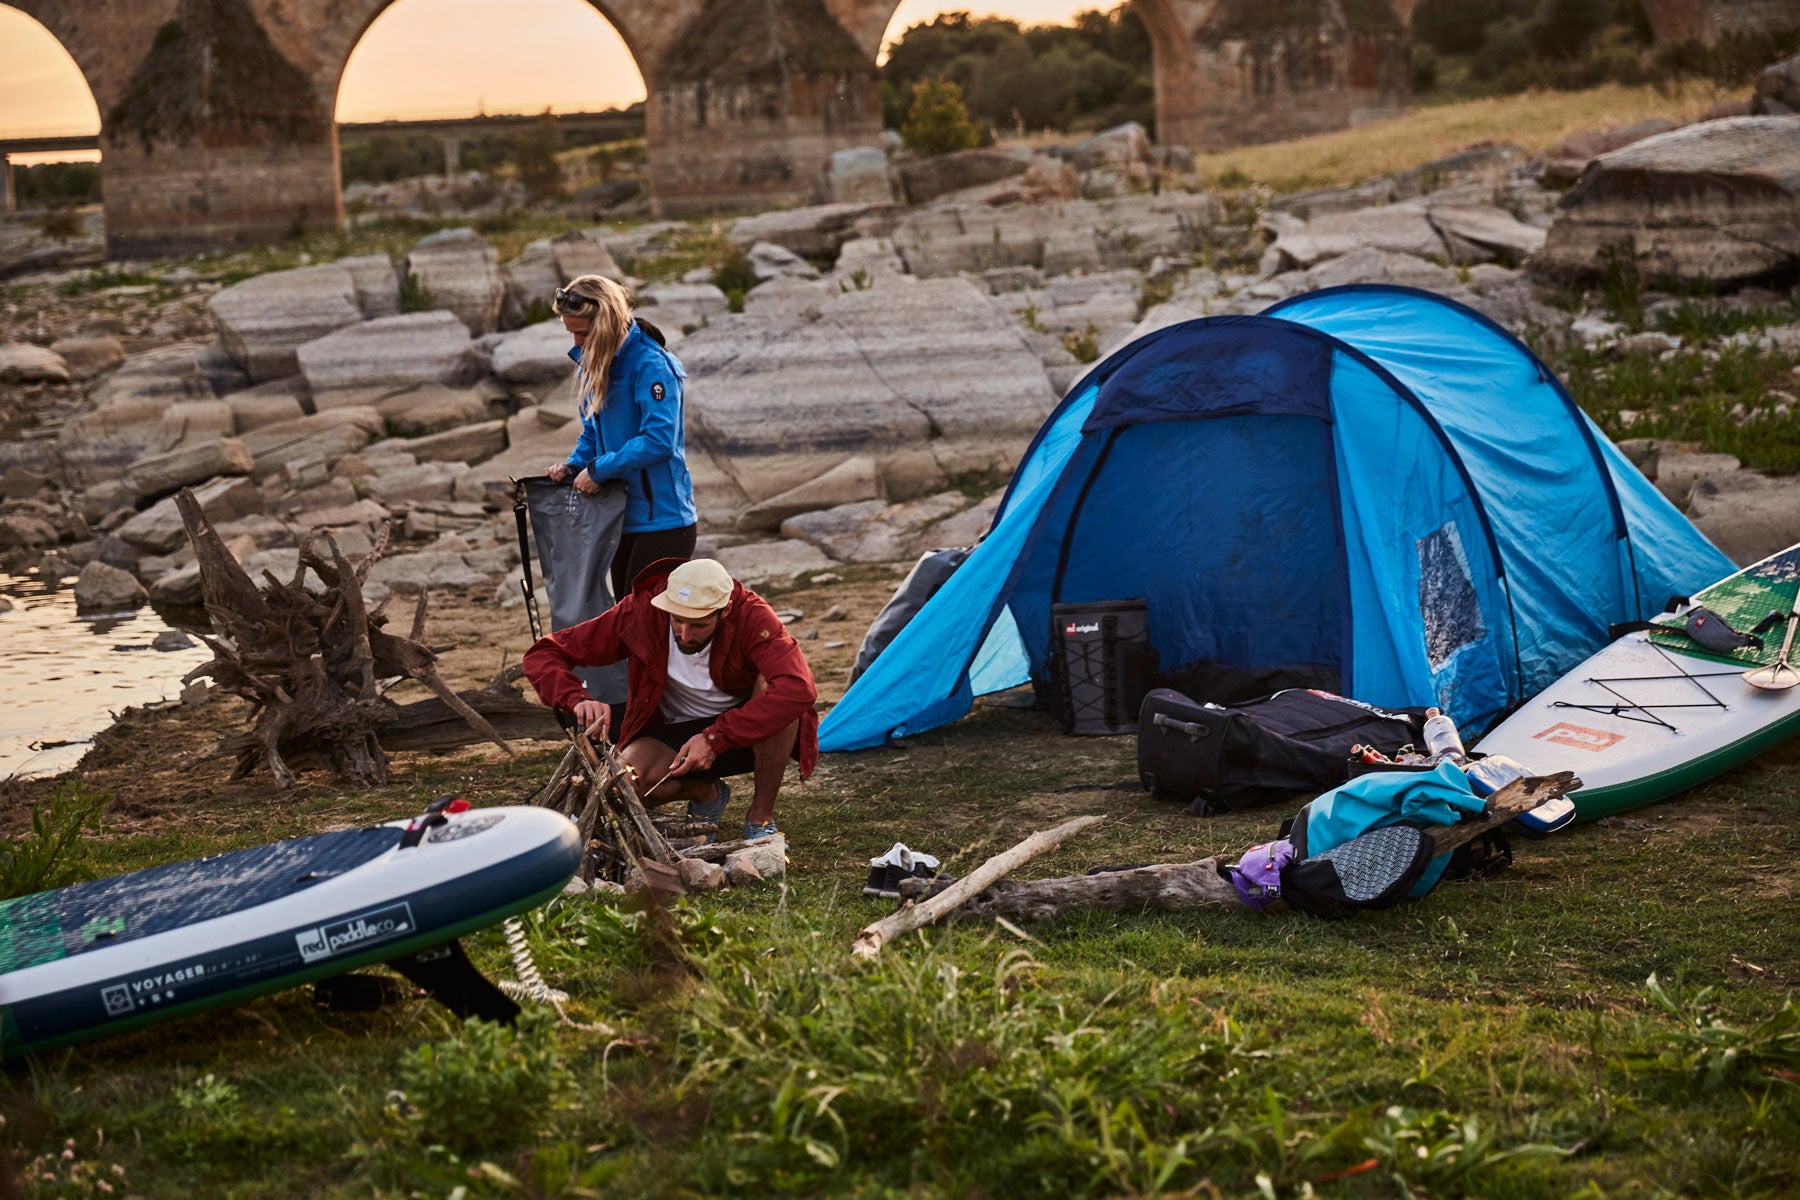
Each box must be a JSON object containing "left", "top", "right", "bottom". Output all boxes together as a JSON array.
[{"left": 1136, "top": 687, "right": 1428, "bottom": 816}]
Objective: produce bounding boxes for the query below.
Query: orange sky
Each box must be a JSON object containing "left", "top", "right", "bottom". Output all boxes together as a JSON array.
[{"left": 0, "top": 0, "right": 1099, "bottom": 159}]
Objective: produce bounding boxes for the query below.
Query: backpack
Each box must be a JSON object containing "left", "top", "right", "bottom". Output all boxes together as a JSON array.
[
  {"left": 1234, "top": 762, "right": 1512, "bottom": 919},
  {"left": 1137, "top": 687, "right": 1428, "bottom": 816}
]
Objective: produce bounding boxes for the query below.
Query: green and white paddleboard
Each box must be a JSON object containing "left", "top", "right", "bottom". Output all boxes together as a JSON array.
[{"left": 1475, "top": 542, "right": 1800, "bottom": 820}]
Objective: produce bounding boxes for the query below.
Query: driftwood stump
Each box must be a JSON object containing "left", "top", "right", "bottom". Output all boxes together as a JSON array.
[{"left": 176, "top": 488, "right": 535, "bottom": 787}]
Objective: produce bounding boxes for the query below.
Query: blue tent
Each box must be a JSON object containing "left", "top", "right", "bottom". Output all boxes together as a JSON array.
[{"left": 820, "top": 286, "right": 1733, "bottom": 753}]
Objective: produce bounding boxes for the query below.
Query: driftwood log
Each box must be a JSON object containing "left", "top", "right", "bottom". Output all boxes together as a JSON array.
[
  {"left": 890, "top": 772, "right": 1583, "bottom": 925},
  {"left": 176, "top": 488, "right": 537, "bottom": 787},
  {"left": 850, "top": 814, "right": 1105, "bottom": 960}
]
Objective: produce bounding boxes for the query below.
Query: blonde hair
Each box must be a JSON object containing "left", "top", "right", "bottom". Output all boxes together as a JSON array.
[{"left": 558, "top": 274, "right": 633, "bottom": 419}]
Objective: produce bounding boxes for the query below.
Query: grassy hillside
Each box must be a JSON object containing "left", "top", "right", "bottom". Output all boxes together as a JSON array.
[{"left": 1188, "top": 81, "right": 1732, "bottom": 192}]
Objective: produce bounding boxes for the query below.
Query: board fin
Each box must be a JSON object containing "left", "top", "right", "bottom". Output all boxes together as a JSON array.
[{"left": 387, "top": 940, "right": 520, "bottom": 1023}]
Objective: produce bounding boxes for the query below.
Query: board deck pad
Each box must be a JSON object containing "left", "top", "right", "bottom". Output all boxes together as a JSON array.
[
  {"left": 0, "top": 827, "right": 404, "bottom": 974},
  {"left": 1648, "top": 545, "right": 1800, "bottom": 668},
  {"left": 1476, "top": 543, "right": 1800, "bottom": 819}
]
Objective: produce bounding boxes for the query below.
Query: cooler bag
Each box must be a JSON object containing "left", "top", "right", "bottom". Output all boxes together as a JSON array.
[{"left": 1040, "top": 599, "right": 1156, "bottom": 735}]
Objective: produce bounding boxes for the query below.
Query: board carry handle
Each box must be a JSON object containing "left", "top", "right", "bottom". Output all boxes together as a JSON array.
[{"left": 1152, "top": 712, "right": 1208, "bottom": 740}]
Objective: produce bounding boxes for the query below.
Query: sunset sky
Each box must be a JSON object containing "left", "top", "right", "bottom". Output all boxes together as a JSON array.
[{"left": 0, "top": 0, "right": 1099, "bottom": 160}]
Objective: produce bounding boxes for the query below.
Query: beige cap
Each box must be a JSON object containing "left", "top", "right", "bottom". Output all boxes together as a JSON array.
[{"left": 651, "top": 558, "right": 733, "bottom": 619}]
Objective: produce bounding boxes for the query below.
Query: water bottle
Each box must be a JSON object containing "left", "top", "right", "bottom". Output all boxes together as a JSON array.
[{"left": 1421, "top": 707, "right": 1468, "bottom": 764}]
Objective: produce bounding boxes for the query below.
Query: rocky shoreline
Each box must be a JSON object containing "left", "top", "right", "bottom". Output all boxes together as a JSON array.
[{"left": 2, "top": 107, "right": 1799, "bottom": 655}]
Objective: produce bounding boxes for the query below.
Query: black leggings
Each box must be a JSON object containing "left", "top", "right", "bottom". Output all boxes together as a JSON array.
[{"left": 611, "top": 524, "right": 698, "bottom": 600}]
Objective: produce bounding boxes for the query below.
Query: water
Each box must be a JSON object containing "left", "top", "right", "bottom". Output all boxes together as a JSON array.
[{"left": 0, "top": 570, "right": 212, "bottom": 779}]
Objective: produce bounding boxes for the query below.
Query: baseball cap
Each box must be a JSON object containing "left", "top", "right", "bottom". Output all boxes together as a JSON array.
[{"left": 651, "top": 558, "right": 733, "bottom": 619}]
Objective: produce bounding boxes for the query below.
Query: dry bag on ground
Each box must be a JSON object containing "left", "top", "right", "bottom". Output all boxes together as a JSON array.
[
  {"left": 1137, "top": 687, "right": 1427, "bottom": 816},
  {"left": 849, "top": 547, "right": 971, "bottom": 685},
  {"left": 1040, "top": 599, "right": 1157, "bottom": 735}
]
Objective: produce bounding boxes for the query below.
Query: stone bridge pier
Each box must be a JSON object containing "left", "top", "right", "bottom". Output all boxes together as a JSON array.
[
  {"left": 13, "top": 0, "right": 898, "bottom": 256},
  {"left": 1132, "top": 0, "right": 1422, "bottom": 152}
]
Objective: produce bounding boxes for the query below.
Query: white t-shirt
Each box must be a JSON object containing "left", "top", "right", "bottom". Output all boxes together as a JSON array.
[{"left": 660, "top": 628, "right": 739, "bottom": 721}]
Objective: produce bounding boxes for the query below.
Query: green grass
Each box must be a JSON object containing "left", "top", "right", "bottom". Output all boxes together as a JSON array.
[{"left": 6, "top": 703, "right": 1800, "bottom": 1197}]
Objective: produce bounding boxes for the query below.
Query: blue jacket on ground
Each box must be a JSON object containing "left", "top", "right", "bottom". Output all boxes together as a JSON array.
[{"left": 564, "top": 321, "right": 696, "bottom": 533}]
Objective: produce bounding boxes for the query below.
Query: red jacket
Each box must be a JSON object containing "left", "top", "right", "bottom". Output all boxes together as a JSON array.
[{"left": 523, "top": 558, "right": 820, "bottom": 778}]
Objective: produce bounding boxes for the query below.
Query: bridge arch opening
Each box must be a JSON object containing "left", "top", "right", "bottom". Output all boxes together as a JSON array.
[
  {"left": 0, "top": 4, "right": 102, "bottom": 216},
  {"left": 333, "top": 0, "right": 646, "bottom": 197}
]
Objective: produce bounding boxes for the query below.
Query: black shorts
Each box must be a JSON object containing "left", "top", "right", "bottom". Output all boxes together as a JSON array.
[{"left": 636, "top": 715, "right": 757, "bottom": 778}]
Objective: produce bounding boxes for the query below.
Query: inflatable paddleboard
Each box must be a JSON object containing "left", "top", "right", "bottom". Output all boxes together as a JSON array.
[
  {"left": 0, "top": 802, "right": 580, "bottom": 1059},
  {"left": 1476, "top": 543, "right": 1800, "bottom": 820}
]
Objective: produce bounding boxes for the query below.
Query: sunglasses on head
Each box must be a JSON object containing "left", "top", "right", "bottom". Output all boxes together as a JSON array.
[{"left": 553, "top": 286, "right": 599, "bottom": 315}]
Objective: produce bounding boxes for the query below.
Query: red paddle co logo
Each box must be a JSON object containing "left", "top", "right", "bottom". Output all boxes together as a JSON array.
[
  {"left": 296, "top": 902, "right": 414, "bottom": 963},
  {"left": 1533, "top": 722, "right": 1626, "bottom": 752}
]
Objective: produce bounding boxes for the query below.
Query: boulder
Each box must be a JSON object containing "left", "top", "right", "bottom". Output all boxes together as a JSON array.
[
  {"left": 0, "top": 342, "right": 71, "bottom": 384},
  {"left": 403, "top": 228, "right": 506, "bottom": 335},
  {"left": 597, "top": 221, "right": 686, "bottom": 271},
  {"left": 240, "top": 408, "right": 385, "bottom": 481},
  {"left": 363, "top": 547, "right": 494, "bottom": 592},
  {"left": 682, "top": 277, "right": 1055, "bottom": 503},
  {"left": 1069, "top": 122, "right": 1153, "bottom": 171},
  {"left": 56, "top": 393, "right": 182, "bottom": 485},
  {"left": 735, "top": 455, "right": 882, "bottom": 531},
  {"left": 336, "top": 253, "right": 402, "bottom": 319},
  {"left": 503, "top": 240, "right": 561, "bottom": 321},
  {"left": 206, "top": 265, "right": 363, "bottom": 382},
  {"left": 780, "top": 492, "right": 968, "bottom": 563},
  {"left": 827, "top": 146, "right": 894, "bottom": 205},
  {"left": 1543, "top": 118, "right": 1683, "bottom": 187},
  {"left": 1426, "top": 205, "right": 1547, "bottom": 264},
  {"left": 1533, "top": 118, "right": 1800, "bottom": 287},
  {"left": 404, "top": 500, "right": 489, "bottom": 539},
  {"left": 924, "top": 488, "right": 1002, "bottom": 551},
  {"left": 73, "top": 561, "right": 147, "bottom": 613},
  {"left": 0, "top": 512, "right": 59, "bottom": 550},
  {"left": 157, "top": 400, "right": 236, "bottom": 448},
  {"left": 637, "top": 283, "right": 730, "bottom": 334},
  {"left": 124, "top": 438, "right": 255, "bottom": 501},
  {"left": 551, "top": 228, "right": 626, "bottom": 283},
  {"left": 743, "top": 277, "right": 833, "bottom": 318},
  {"left": 1688, "top": 471, "right": 1800, "bottom": 566},
  {"left": 1301, "top": 247, "right": 1460, "bottom": 292},
  {"left": 226, "top": 378, "right": 309, "bottom": 432},
  {"left": 116, "top": 474, "right": 267, "bottom": 553},
  {"left": 712, "top": 539, "right": 834, "bottom": 584},
  {"left": 899, "top": 146, "right": 1033, "bottom": 205},
  {"left": 364, "top": 461, "right": 471, "bottom": 505},
  {"left": 381, "top": 419, "right": 506, "bottom": 465},
  {"left": 48, "top": 335, "right": 124, "bottom": 381},
  {"left": 1646, "top": 449, "right": 1740, "bottom": 505},
  {"left": 747, "top": 241, "right": 820, "bottom": 282},
  {"left": 378, "top": 383, "right": 497, "bottom": 437},
  {"left": 492, "top": 320, "right": 578, "bottom": 384},
  {"left": 891, "top": 204, "right": 1068, "bottom": 279},
  {"left": 1754, "top": 52, "right": 1800, "bottom": 115},
  {"left": 296, "top": 311, "right": 479, "bottom": 398},
  {"left": 728, "top": 204, "right": 895, "bottom": 259},
  {"left": 1270, "top": 201, "right": 1449, "bottom": 269}
]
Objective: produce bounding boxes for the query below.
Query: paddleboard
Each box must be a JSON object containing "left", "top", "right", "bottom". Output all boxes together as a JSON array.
[
  {"left": 0, "top": 803, "right": 580, "bottom": 1059},
  {"left": 1475, "top": 543, "right": 1800, "bottom": 819}
]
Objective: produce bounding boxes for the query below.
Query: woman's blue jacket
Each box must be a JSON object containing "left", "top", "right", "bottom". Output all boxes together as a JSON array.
[{"left": 564, "top": 321, "right": 697, "bottom": 532}]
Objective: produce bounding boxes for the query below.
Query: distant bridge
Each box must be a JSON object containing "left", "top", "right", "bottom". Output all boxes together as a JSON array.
[{"left": 0, "top": 110, "right": 645, "bottom": 211}]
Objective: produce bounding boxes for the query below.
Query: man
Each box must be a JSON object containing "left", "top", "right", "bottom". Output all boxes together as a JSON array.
[{"left": 522, "top": 557, "right": 818, "bottom": 840}]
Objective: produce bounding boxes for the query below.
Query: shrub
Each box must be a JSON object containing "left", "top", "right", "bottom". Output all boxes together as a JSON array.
[
  {"left": 399, "top": 1010, "right": 572, "bottom": 1152},
  {"left": 1, "top": 781, "right": 109, "bottom": 901},
  {"left": 901, "top": 78, "right": 981, "bottom": 158},
  {"left": 398, "top": 271, "right": 434, "bottom": 314},
  {"left": 515, "top": 109, "right": 565, "bottom": 204}
]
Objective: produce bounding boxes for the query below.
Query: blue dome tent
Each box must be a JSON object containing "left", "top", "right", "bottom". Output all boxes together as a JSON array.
[{"left": 819, "top": 286, "right": 1733, "bottom": 753}]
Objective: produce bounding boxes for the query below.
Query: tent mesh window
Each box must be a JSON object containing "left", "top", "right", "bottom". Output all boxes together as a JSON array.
[{"left": 1418, "top": 522, "right": 1486, "bottom": 669}]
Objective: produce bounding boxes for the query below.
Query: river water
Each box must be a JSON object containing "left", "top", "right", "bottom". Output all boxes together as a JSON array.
[{"left": 0, "top": 569, "right": 212, "bottom": 779}]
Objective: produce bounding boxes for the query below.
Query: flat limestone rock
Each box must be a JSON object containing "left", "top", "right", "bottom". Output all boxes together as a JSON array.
[
  {"left": 1534, "top": 117, "right": 1800, "bottom": 286},
  {"left": 207, "top": 265, "right": 363, "bottom": 382},
  {"left": 492, "top": 320, "right": 578, "bottom": 384},
  {"left": 335, "top": 253, "right": 403, "bottom": 319},
  {"left": 125, "top": 438, "right": 255, "bottom": 502},
  {"left": 47, "top": 335, "right": 123, "bottom": 381},
  {"left": 728, "top": 204, "right": 896, "bottom": 259},
  {"left": 404, "top": 228, "right": 506, "bottom": 335},
  {"left": 296, "top": 311, "right": 479, "bottom": 396},
  {"left": 682, "top": 277, "right": 1054, "bottom": 504},
  {"left": 116, "top": 475, "right": 267, "bottom": 553}
]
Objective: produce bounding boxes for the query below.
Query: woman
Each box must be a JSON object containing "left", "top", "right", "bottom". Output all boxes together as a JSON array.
[{"left": 545, "top": 274, "right": 698, "bottom": 600}]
